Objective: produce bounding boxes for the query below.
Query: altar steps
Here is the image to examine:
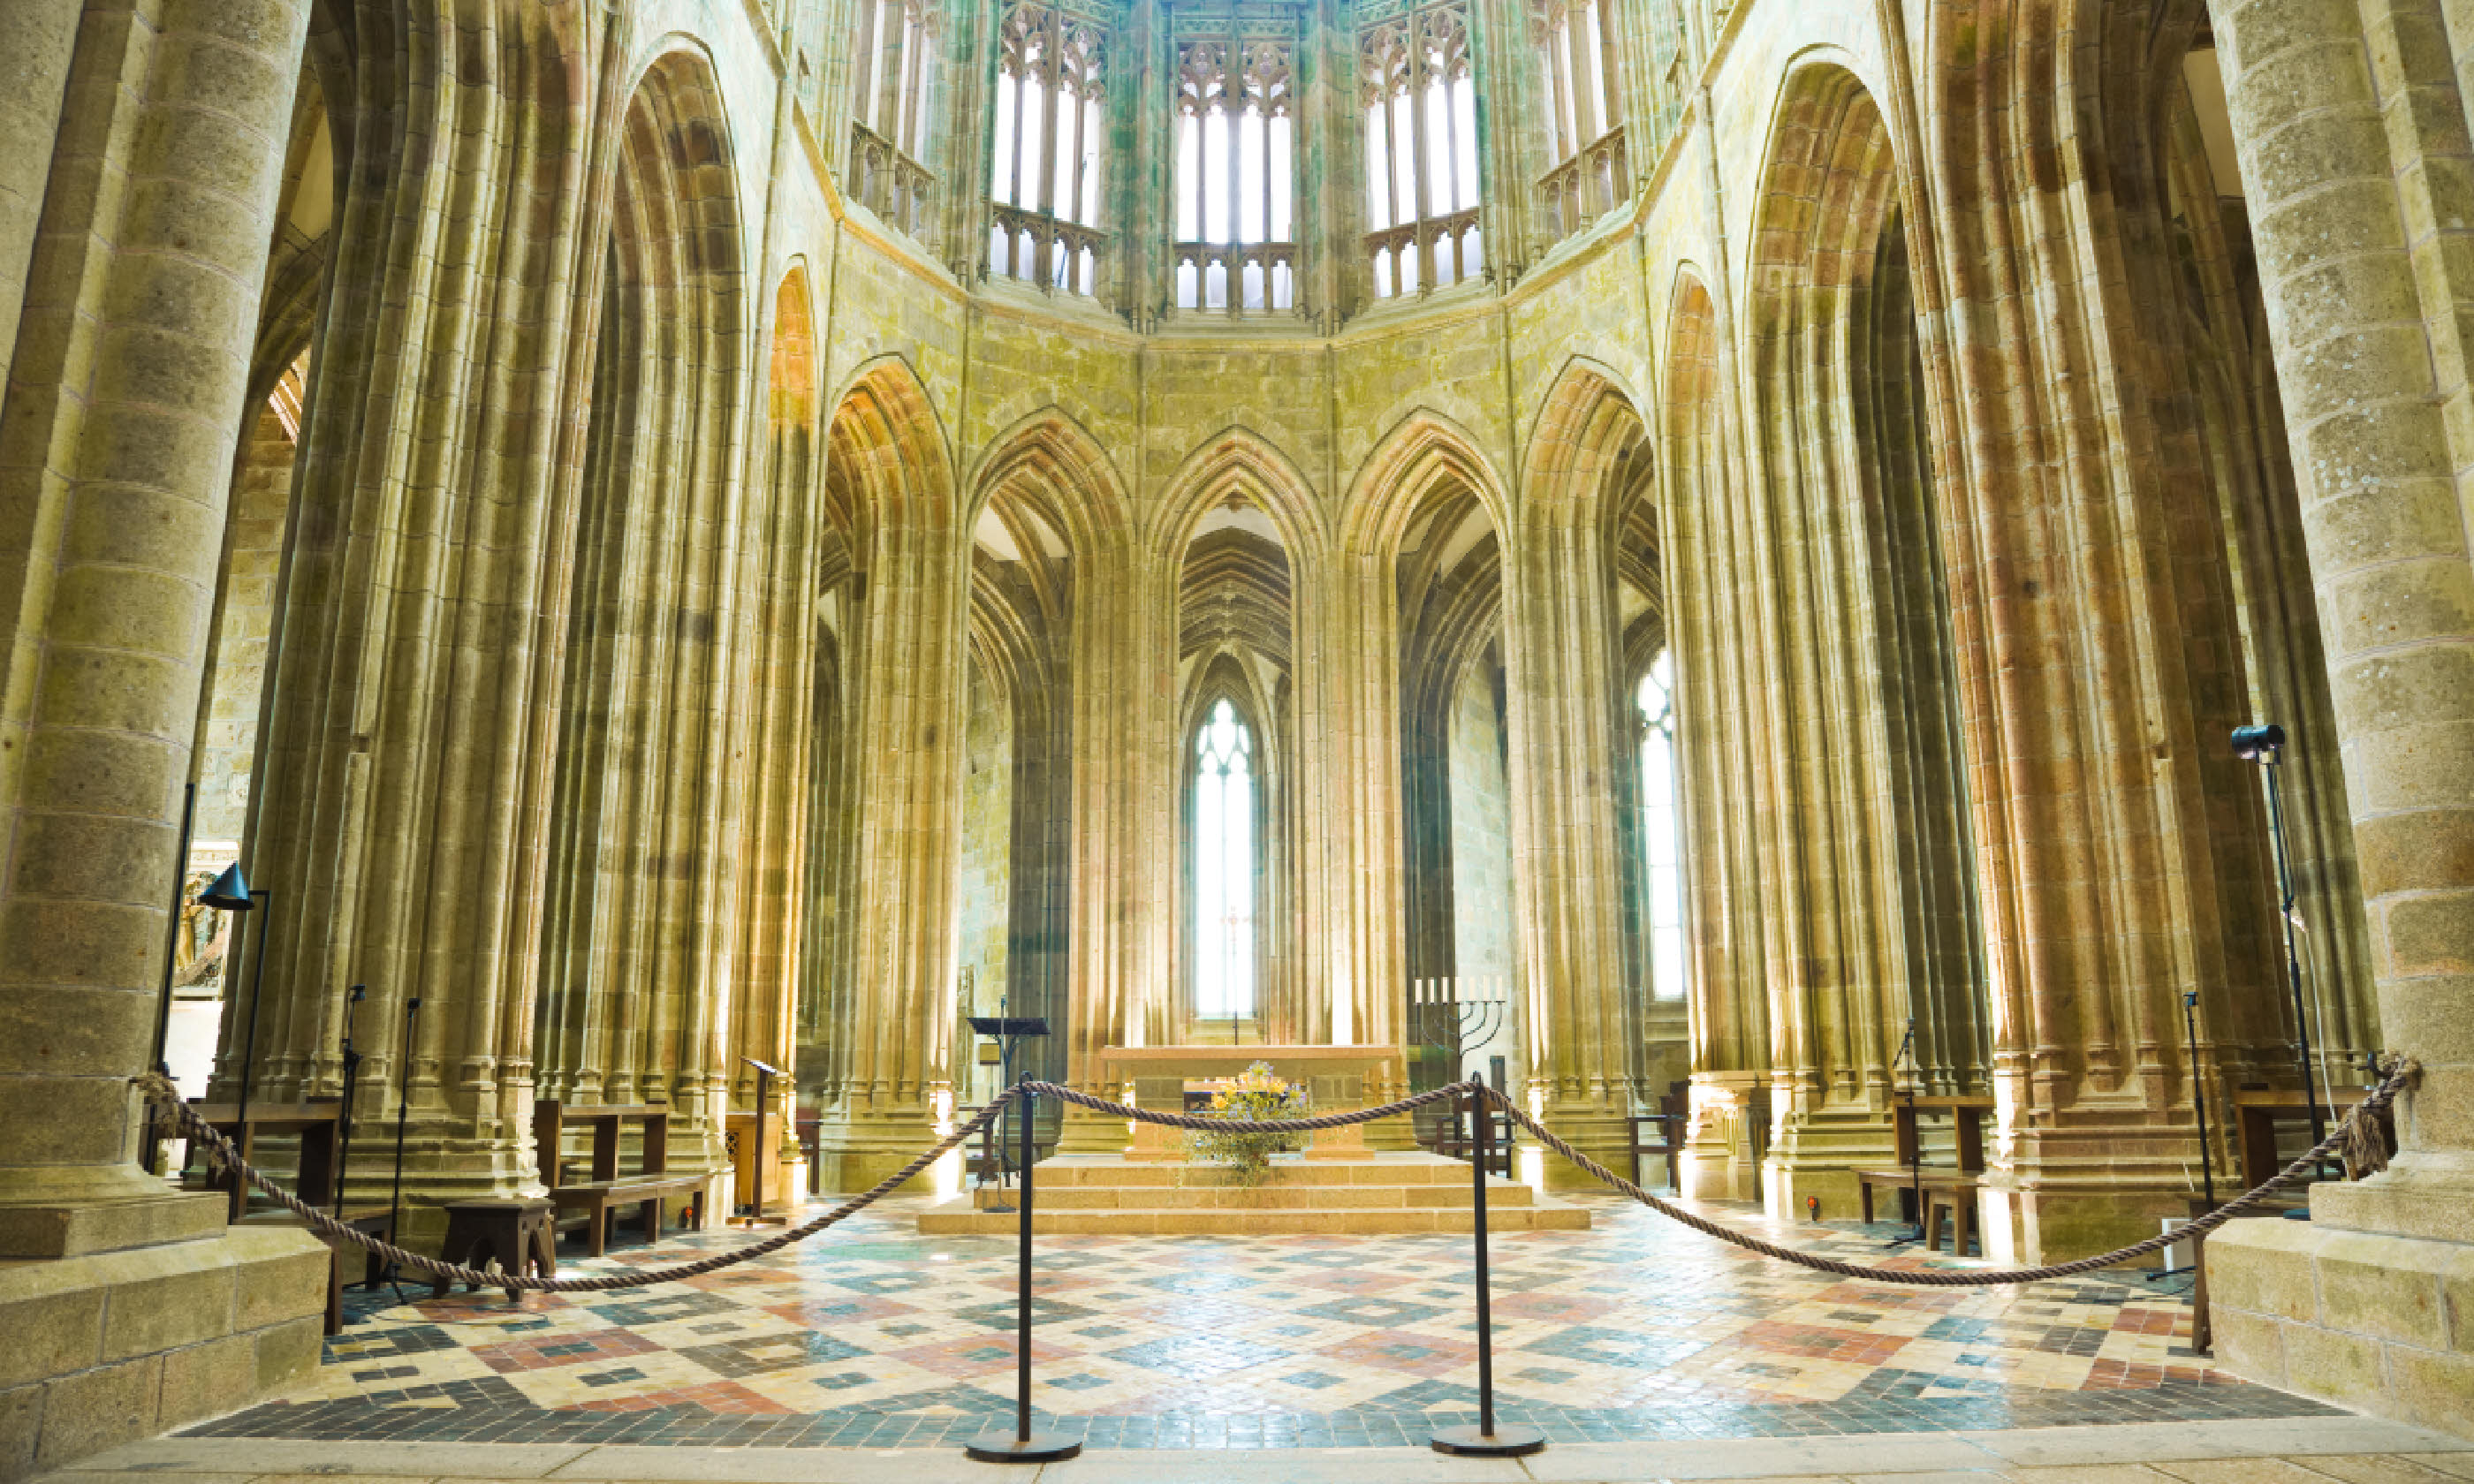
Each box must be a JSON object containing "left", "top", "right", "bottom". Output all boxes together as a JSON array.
[{"left": 915, "top": 1152, "right": 1592, "bottom": 1235}]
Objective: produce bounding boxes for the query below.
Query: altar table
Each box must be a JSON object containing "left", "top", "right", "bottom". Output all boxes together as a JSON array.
[{"left": 1096, "top": 1045, "right": 1407, "bottom": 1160}]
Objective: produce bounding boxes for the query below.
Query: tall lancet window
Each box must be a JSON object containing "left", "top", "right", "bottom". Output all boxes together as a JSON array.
[
  {"left": 1360, "top": 0, "right": 1482, "bottom": 299},
  {"left": 1638, "top": 655, "right": 1686, "bottom": 1001},
  {"left": 1194, "top": 700, "right": 1257, "bottom": 1018},
  {"left": 1173, "top": 12, "right": 1296, "bottom": 314},
  {"left": 991, "top": 1, "right": 1108, "bottom": 296},
  {"left": 1533, "top": 0, "right": 1627, "bottom": 241},
  {"left": 849, "top": 0, "right": 938, "bottom": 236}
]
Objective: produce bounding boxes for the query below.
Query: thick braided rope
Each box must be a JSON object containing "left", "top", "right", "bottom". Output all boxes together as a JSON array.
[
  {"left": 1481, "top": 1057, "right": 2419, "bottom": 1287},
  {"left": 1024, "top": 1079, "right": 1470, "bottom": 1130},
  {"left": 134, "top": 1074, "right": 1018, "bottom": 1293}
]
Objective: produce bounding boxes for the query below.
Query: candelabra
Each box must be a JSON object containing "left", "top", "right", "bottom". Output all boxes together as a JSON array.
[{"left": 1409, "top": 977, "right": 1509, "bottom": 1084}]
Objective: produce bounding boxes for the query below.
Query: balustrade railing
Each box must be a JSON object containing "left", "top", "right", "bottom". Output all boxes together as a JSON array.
[
  {"left": 1172, "top": 240, "right": 1297, "bottom": 314},
  {"left": 990, "top": 201, "right": 1108, "bottom": 298},
  {"left": 1538, "top": 125, "right": 1630, "bottom": 245},
  {"left": 1367, "top": 205, "right": 1483, "bottom": 299},
  {"left": 849, "top": 121, "right": 935, "bottom": 241}
]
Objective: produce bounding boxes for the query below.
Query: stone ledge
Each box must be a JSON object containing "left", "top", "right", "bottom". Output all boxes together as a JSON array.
[
  {"left": 0, "top": 1224, "right": 328, "bottom": 1481},
  {"left": 2205, "top": 1215, "right": 2474, "bottom": 1439},
  {"left": 0, "top": 1190, "right": 229, "bottom": 1261}
]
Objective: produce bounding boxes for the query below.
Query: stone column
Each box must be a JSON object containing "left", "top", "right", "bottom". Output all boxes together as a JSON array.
[
  {"left": 0, "top": 2, "right": 326, "bottom": 1471},
  {"left": 808, "top": 367, "right": 969, "bottom": 1189},
  {"left": 2200, "top": 0, "right": 2474, "bottom": 1433},
  {"left": 1506, "top": 431, "right": 1653, "bottom": 1180}
]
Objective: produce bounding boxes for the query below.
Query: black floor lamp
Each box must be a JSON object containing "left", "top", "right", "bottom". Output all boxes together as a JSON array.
[
  {"left": 195, "top": 865, "right": 268, "bottom": 1129},
  {"left": 2233, "top": 723, "right": 2326, "bottom": 1148}
]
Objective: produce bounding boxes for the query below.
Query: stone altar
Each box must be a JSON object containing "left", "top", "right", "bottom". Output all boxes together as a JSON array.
[{"left": 1094, "top": 1045, "right": 1409, "bottom": 1160}]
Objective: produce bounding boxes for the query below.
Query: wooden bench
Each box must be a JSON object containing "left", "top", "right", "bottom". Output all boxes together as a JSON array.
[
  {"left": 552, "top": 1175, "right": 703, "bottom": 1256},
  {"left": 1857, "top": 1167, "right": 1982, "bottom": 1255},
  {"left": 2230, "top": 1086, "right": 2380, "bottom": 1191},
  {"left": 534, "top": 1100, "right": 704, "bottom": 1256},
  {"left": 1894, "top": 1094, "right": 1994, "bottom": 1172},
  {"left": 184, "top": 1101, "right": 340, "bottom": 1222}
]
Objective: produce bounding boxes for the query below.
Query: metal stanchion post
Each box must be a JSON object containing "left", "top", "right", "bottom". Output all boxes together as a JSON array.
[
  {"left": 966, "top": 1082, "right": 1081, "bottom": 1465},
  {"left": 1433, "top": 1084, "right": 1545, "bottom": 1458},
  {"left": 2183, "top": 990, "right": 2217, "bottom": 1208}
]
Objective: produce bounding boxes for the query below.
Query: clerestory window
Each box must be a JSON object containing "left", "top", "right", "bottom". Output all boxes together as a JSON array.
[
  {"left": 1637, "top": 655, "right": 1686, "bottom": 1002},
  {"left": 1194, "top": 700, "right": 1257, "bottom": 1019},
  {"left": 990, "top": 1, "right": 1109, "bottom": 296},
  {"left": 850, "top": 0, "right": 939, "bottom": 237},
  {"left": 1173, "top": 10, "right": 1298, "bottom": 314},
  {"left": 1360, "top": 0, "right": 1483, "bottom": 299},
  {"left": 1533, "top": 0, "right": 1628, "bottom": 241}
]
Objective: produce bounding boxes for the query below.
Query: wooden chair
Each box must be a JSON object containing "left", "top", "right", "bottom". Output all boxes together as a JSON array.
[
  {"left": 1431, "top": 1106, "right": 1514, "bottom": 1179},
  {"left": 1627, "top": 1082, "right": 1689, "bottom": 1192}
]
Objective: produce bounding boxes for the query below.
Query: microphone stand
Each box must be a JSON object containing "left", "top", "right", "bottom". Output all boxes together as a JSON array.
[
  {"left": 334, "top": 984, "right": 365, "bottom": 1222},
  {"left": 1886, "top": 1017, "right": 1926, "bottom": 1247},
  {"left": 383, "top": 996, "right": 421, "bottom": 1306}
]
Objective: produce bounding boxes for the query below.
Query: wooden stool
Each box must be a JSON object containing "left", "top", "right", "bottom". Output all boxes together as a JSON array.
[
  {"left": 1927, "top": 1188, "right": 1977, "bottom": 1256},
  {"left": 432, "top": 1198, "right": 556, "bottom": 1301}
]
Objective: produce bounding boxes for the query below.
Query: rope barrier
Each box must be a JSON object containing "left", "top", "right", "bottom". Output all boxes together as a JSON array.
[
  {"left": 135, "top": 1054, "right": 2417, "bottom": 1295},
  {"left": 133, "top": 1073, "right": 1020, "bottom": 1293},
  {"left": 1475, "top": 1057, "right": 2417, "bottom": 1286},
  {"left": 1023, "top": 1058, "right": 2418, "bottom": 1287}
]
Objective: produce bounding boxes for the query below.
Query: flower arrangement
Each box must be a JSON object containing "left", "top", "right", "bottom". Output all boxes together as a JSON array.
[{"left": 1181, "top": 1060, "right": 1313, "bottom": 1187}]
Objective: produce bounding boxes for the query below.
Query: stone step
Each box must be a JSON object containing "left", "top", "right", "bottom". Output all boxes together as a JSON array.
[
  {"left": 970, "top": 1180, "right": 1537, "bottom": 1211},
  {"left": 917, "top": 1198, "right": 1592, "bottom": 1237},
  {"left": 1035, "top": 1155, "right": 1476, "bottom": 1189}
]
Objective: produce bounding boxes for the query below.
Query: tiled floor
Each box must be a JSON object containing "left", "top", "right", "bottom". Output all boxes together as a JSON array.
[{"left": 180, "top": 1193, "right": 2342, "bottom": 1451}]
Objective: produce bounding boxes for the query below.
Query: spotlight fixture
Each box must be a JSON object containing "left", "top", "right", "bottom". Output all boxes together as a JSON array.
[
  {"left": 2231, "top": 723, "right": 2286, "bottom": 761},
  {"left": 197, "top": 862, "right": 254, "bottom": 912}
]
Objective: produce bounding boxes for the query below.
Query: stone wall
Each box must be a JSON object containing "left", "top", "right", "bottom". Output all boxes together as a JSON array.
[
  {"left": 193, "top": 403, "right": 295, "bottom": 845},
  {"left": 958, "top": 655, "right": 1014, "bottom": 1030},
  {"left": 1447, "top": 655, "right": 1518, "bottom": 1085}
]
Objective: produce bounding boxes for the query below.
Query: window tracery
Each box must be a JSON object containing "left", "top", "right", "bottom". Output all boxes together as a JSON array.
[
  {"left": 1172, "top": 10, "right": 1297, "bottom": 314},
  {"left": 990, "top": 1, "right": 1110, "bottom": 297},
  {"left": 1360, "top": 0, "right": 1482, "bottom": 299},
  {"left": 1533, "top": 0, "right": 1628, "bottom": 242},
  {"left": 850, "top": 0, "right": 939, "bottom": 238}
]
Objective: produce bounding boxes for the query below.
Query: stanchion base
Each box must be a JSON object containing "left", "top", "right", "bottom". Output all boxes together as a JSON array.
[
  {"left": 1431, "top": 1425, "right": 1547, "bottom": 1458},
  {"left": 964, "top": 1433, "right": 1083, "bottom": 1464}
]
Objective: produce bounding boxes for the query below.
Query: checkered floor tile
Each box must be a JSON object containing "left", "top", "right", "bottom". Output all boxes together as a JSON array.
[{"left": 181, "top": 1192, "right": 2335, "bottom": 1449}]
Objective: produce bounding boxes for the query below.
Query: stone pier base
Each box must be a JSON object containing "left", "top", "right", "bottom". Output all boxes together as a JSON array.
[
  {"left": 2205, "top": 1215, "right": 2474, "bottom": 1438},
  {"left": 0, "top": 1220, "right": 330, "bottom": 1479}
]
